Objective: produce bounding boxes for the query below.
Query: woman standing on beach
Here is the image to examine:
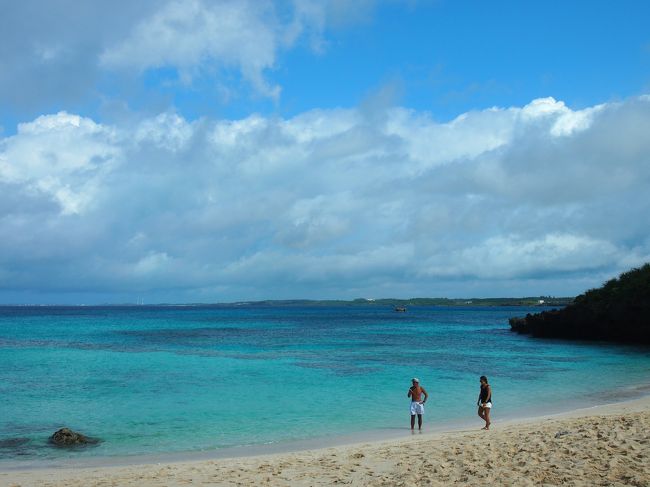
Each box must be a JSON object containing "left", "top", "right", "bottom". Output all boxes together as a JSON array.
[{"left": 477, "top": 376, "right": 492, "bottom": 430}]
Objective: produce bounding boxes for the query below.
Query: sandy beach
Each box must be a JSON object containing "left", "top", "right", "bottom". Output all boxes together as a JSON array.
[{"left": 2, "top": 397, "right": 649, "bottom": 487}]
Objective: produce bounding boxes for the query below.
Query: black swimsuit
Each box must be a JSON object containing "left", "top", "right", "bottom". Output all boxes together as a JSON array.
[{"left": 480, "top": 384, "right": 492, "bottom": 403}]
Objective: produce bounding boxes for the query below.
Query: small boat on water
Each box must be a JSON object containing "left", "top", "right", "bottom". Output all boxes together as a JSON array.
[{"left": 394, "top": 306, "right": 407, "bottom": 312}]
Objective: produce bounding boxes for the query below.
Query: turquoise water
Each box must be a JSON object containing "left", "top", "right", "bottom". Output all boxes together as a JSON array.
[{"left": 1, "top": 305, "right": 649, "bottom": 464}]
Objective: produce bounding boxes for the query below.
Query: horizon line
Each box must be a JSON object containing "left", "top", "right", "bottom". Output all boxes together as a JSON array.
[{"left": 0, "top": 296, "right": 574, "bottom": 307}]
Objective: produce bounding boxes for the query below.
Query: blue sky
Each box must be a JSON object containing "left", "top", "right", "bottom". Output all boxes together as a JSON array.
[{"left": 1, "top": 0, "right": 649, "bottom": 304}]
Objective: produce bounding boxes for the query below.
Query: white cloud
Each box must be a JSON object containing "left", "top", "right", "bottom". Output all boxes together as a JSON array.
[
  {"left": 101, "top": 0, "right": 282, "bottom": 98},
  {"left": 133, "top": 251, "right": 172, "bottom": 276},
  {"left": 135, "top": 112, "right": 194, "bottom": 151},
  {"left": 0, "top": 112, "right": 120, "bottom": 214},
  {"left": 0, "top": 0, "right": 376, "bottom": 113},
  {"left": 440, "top": 233, "right": 619, "bottom": 279},
  {"left": 1, "top": 95, "right": 649, "bottom": 301},
  {"left": 99, "top": 0, "right": 380, "bottom": 100}
]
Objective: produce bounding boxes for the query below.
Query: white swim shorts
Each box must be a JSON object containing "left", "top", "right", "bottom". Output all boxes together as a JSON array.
[
  {"left": 410, "top": 401, "right": 425, "bottom": 415},
  {"left": 480, "top": 401, "right": 492, "bottom": 409}
]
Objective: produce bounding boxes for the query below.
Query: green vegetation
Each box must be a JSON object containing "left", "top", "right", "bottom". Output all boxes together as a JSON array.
[
  {"left": 229, "top": 296, "right": 573, "bottom": 307},
  {"left": 510, "top": 263, "right": 650, "bottom": 344}
]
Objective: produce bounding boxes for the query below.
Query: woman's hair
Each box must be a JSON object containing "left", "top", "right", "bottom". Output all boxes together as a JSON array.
[{"left": 480, "top": 375, "right": 488, "bottom": 383}]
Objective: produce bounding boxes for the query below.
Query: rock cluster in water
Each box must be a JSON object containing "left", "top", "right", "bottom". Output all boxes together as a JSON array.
[
  {"left": 509, "top": 263, "right": 650, "bottom": 344},
  {"left": 49, "top": 428, "right": 99, "bottom": 447}
]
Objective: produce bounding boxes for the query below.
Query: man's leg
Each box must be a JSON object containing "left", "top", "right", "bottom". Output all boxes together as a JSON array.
[
  {"left": 410, "top": 414, "right": 415, "bottom": 430},
  {"left": 417, "top": 414, "right": 423, "bottom": 430}
]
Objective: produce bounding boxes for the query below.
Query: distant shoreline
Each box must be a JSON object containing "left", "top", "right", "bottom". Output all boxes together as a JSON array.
[{"left": 0, "top": 298, "right": 573, "bottom": 308}]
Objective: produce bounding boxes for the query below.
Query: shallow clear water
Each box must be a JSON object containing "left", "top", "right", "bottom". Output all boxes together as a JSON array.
[{"left": 1, "top": 304, "right": 649, "bottom": 464}]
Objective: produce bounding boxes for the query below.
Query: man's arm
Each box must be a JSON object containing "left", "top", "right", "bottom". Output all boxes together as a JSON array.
[
  {"left": 407, "top": 387, "right": 413, "bottom": 398},
  {"left": 421, "top": 387, "right": 428, "bottom": 403}
]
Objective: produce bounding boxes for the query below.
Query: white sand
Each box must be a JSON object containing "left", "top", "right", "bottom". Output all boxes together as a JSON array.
[{"left": 2, "top": 397, "right": 649, "bottom": 486}]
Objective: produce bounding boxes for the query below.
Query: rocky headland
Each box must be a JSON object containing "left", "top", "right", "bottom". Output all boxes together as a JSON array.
[{"left": 510, "top": 263, "right": 650, "bottom": 344}]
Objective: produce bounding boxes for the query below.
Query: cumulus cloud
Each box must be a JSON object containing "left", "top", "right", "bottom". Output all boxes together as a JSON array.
[
  {"left": 100, "top": 0, "right": 283, "bottom": 98},
  {"left": 1, "top": 95, "right": 649, "bottom": 302},
  {"left": 0, "top": 0, "right": 377, "bottom": 117},
  {"left": 0, "top": 112, "right": 120, "bottom": 215}
]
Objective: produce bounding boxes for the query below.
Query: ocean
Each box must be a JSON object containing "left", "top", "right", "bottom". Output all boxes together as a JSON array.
[{"left": 1, "top": 304, "right": 649, "bottom": 466}]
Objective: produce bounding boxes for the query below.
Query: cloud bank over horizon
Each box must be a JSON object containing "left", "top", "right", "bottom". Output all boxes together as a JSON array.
[
  {"left": 1, "top": 0, "right": 649, "bottom": 303},
  {"left": 2, "top": 95, "right": 649, "bottom": 303}
]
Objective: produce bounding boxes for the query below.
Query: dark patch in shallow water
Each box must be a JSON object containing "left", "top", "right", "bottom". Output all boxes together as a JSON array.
[
  {"left": 0, "top": 437, "right": 31, "bottom": 449},
  {"left": 294, "top": 361, "right": 380, "bottom": 376},
  {"left": 118, "top": 327, "right": 254, "bottom": 339},
  {"left": 0, "top": 437, "right": 38, "bottom": 457}
]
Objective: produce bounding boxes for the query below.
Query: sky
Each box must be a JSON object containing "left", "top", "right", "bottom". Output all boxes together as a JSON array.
[{"left": 1, "top": 0, "right": 649, "bottom": 304}]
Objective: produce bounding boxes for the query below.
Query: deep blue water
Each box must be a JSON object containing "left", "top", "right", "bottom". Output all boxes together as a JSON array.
[{"left": 1, "top": 304, "right": 649, "bottom": 464}]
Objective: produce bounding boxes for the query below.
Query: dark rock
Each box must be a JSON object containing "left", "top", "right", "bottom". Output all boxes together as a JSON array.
[
  {"left": 508, "top": 316, "right": 528, "bottom": 333},
  {"left": 554, "top": 430, "right": 570, "bottom": 438},
  {"left": 49, "top": 428, "right": 99, "bottom": 447}
]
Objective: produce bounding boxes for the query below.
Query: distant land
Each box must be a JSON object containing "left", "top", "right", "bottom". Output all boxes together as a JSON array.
[
  {"left": 510, "top": 263, "right": 650, "bottom": 344},
  {"left": 225, "top": 297, "right": 574, "bottom": 307},
  {"left": 1, "top": 297, "right": 574, "bottom": 307}
]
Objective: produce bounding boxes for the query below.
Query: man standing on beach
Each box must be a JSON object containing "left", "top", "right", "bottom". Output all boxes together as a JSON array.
[{"left": 407, "top": 378, "right": 428, "bottom": 430}]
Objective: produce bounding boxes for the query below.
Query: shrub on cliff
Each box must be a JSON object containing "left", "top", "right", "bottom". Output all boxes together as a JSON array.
[{"left": 509, "top": 263, "right": 650, "bottom": 344}]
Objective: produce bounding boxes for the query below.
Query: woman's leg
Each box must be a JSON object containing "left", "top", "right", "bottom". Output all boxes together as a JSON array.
[{"left": 484, "top": 407, "right": 491, "bottom": 430}]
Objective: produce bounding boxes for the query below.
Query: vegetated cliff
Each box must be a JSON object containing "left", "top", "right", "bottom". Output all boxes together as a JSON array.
[{"left": 509, "top": 263, "right": 650, "bottom": 344}]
